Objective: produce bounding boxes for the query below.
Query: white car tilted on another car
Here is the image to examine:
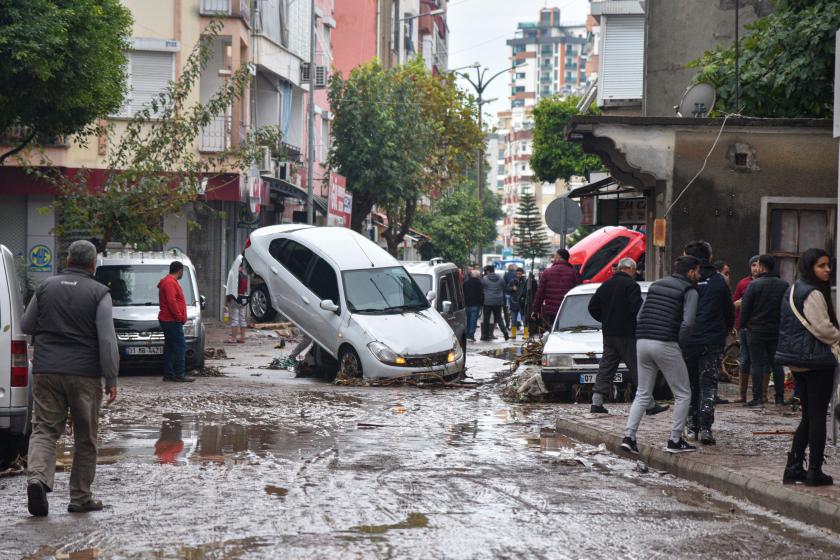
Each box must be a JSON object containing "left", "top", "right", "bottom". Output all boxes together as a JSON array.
[{"left": 244, "top": 225, "right": 465, "bottom": 379}]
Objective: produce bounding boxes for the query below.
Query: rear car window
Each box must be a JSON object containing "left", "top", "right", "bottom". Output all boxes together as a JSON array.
[
  {"left": 277, "top": 240, "right": 315, "bottom": 282},
  {"left": 581, "top": 237, "right": 630, "bottom": 281},
  {"left": 308, "top": 258, "right": 340, "bottom": 304}
]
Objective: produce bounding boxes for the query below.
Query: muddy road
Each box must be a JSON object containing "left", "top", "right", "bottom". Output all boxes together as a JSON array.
[{"left": 1, "top": 338, "right": 839, "bottom": 559}]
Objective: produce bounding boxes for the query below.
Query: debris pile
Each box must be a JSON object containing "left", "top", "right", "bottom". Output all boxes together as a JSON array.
[{"left": 499, "top": 365, "right": 549, "bottom": 402}]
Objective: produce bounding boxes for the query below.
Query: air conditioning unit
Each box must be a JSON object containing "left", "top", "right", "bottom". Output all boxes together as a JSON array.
[
  {"left": 258, "top": 146, "right": 273, "bottom": 173},
  {"left": 301, "top": 63, "right": 329, "bottom": 88}
]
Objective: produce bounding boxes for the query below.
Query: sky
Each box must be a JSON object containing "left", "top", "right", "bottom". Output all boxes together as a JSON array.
[{"left": 447, "top": 0, "right": 590, "bottom": 126}]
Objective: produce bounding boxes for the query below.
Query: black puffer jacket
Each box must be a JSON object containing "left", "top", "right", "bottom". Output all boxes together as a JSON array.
[
  {"left": 740, "top": 272, "right": 789, "bottom": 341},
  {"left": 775, "top": 280, "right": 837, "bottom": 369},
  {"left": 588, "top": 271, "right": 642, "bottom": 338},
  {"left": 636, "top": 274, "right": 696, "bottom": 344},
  {"left": 463, "top": 277, "right": 484, "bottom": 307},
  {"left": 686, "top": 260, "right": 734, "bottom": 347}
]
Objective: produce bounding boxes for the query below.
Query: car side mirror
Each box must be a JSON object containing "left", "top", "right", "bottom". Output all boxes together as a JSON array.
[
  {"left": 320, "top": 299, "right": 340, "bottom": 314},
  {"left": 442, "top": 300, "right": 452, "bottom": 314},
  {"left": 426, "top": 290, "right": 436, "bottom": 303},
  {"left": 199, "top": 295, "right": 206, "bottom": 310}
]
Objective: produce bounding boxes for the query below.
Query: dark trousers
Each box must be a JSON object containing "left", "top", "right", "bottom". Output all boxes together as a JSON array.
[
  {"left": 593, "top": 336, "right": 638, "bottom": 397},
  {"left": 738, "top": 328, "right": 751, "bottom": 400},
  {"left": 684, "top": 344, "right": 723, "bottom": 431},
  {"left": 790, "top": 369, "right": 835, "bottom": 468},
  {"left": 482, "top": 305, "right": 507, "bottom": 339},
  {"left": 749, "top": 336, "right": 783, "bottom": 402},
  {"left": 160, "top": 321, "right": 186, "bottom": 379}
]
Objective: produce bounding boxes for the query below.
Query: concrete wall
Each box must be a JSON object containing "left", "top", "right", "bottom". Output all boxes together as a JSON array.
[
  {"left": 333, "top": 0, "right": 378, "bottom": 77},
  {"left": 643, "top": 0, "right": 772, "bottom": 117},
  {"left": 669, "top": 126, "right": 837, "bottom": 282}
]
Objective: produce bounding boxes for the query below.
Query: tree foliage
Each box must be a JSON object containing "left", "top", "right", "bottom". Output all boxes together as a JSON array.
[
  {"left": 328, "top": 58, "right": 482, "bottom": 256},
  {"left": 531, "top": 95, "right": 602, "bottom": 183},
  {"left": 415, "top": 183, "right": 500, "bottom": 267},
  {"left": 0, "top": 0, "right": 133, "bottom": 163},
  {"left": 513, "top": 191, "right": 550, "bottom": 269},
  {"left": 40, "top": 19, "right": 280, "bottom": 249},
  {"left": 690, "top": 0, "right": 840, "bottom": 118}
]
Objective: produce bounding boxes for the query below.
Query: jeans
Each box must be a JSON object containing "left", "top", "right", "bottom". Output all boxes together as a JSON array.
[
  {"left": 790, "top": 369, "right": 835, "bottom": 468},
  {"left": 482, "top": 305, "right": 508, "bottom": 339},
  {"left": 625, "top": 339, "right": 692, "bottom": 443},
  {"left": 466, "top": 306, "right": 480, "bottom": 339},
  {"left": 749, "top": 336, "right": 783, "bottom": 402},
  {"left": 160, "top": 321, "right": 186, "bottom": 380},
  {"left": 684, "top": 344, "right": 723, "bottom": 431},
  {"left": 28, "top": 375, "right": 102, "bottom": 504}
]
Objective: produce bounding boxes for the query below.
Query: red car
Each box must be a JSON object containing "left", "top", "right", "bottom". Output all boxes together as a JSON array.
[{"left": 568, "top": 226, "right": 646, "bottom": 283}]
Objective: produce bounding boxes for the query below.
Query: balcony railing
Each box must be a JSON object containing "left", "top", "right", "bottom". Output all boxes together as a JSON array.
[
  {"left": 199, "top": 115, "right": 231, "bottom": 152},
  {"left": 200, "top": 0, "right": 231, "bottom": 15}
]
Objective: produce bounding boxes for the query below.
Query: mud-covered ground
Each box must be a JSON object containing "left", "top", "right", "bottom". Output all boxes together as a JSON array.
[{"left": 1, "top": 336, "right": 840, "bottom": 559}]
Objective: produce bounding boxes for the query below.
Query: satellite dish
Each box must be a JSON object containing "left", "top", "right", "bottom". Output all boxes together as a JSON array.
[{"left": 675, "top": 83, "right": 716, "bottom": 118}]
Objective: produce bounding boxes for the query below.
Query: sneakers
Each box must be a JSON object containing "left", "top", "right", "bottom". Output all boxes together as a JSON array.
[
  {"left": 745, "top": 399, "right": 763, "bottom": 408},
  {"left": 665, "top": 438, "right": 697, "bottom": 453},
  {"left": 645, "top": 403, "right": 670, "bottom": 416},
  {"left": 620, "top": 437, "right": 639, "bottom": 455},
  {"left": 590, "top": 404, "right": 609, "bottom": 414},
  {"left": 699, "top": 429, "right": 716, "bottom": 445},
  {"left": 68, "top": 499, "right": 104, "bottom": 513},
  {"left": 27, "top": 480, "right": 49, "bottom": 517}
]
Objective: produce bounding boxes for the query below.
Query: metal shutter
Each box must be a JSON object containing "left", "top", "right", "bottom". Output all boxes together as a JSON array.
[
  {"left": 598, "top": 15, "right": 644, "bottom": 103},
  {"left": 0, "top": 197, "right": 27, "bottom": 258},
  {"left": 126, "top": 51, "right": 173, "bottom": 116}
]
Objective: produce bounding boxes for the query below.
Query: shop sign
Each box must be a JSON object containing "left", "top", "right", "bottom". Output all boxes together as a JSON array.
[
  {"left": 327, "top": 174, "right": 352, "bottom": 228},
  {"left": 29, "top": 244, "right": 53, "bottom": 272},
  {"left": 237, "top": 206, "right": 260, "bottom": 230}
]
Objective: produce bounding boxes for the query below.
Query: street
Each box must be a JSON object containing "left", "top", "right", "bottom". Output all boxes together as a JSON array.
[{"left": 1, "top": 329, "right": 839, "bottom": 559}]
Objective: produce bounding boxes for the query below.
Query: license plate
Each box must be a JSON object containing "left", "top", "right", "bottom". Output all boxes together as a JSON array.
[
  {"left": 126, "top": 346, "right": 163, "bottom": 356},
  {"left": 579, "top": 372, "right": 623, "bottom": 384}
]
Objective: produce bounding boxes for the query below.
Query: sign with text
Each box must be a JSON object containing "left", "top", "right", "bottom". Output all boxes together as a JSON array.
[{"left": 328, "top": 174, "right": 352, "bottom": 228}]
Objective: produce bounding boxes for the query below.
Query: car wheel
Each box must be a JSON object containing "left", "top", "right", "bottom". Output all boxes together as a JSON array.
[
  {"left": 339, "top": 346, "right": 363, "bottom": 379},
  {"left": 0, "top": 433, "right": 27, "bottom": 470},
  {"left": 249, "top": 283, "right": 276, "bottom": 323}
]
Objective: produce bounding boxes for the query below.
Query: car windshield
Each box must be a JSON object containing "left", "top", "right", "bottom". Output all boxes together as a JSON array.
[
  {"left": 410, "top": 273, "right": 432, "bottom": 295},
  {"left": 95, "top": 265, "right": 195, "bottom": 306},
  {"left": 553, "top": 294, "right": 601, "bottom": 331},
  {"left": 343, "top": 267, "right": 430, "bottom": 313}
]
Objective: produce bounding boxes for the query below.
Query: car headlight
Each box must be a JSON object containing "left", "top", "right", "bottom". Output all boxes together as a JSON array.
[
  {"left": 368, "top": 341, "right": 406, "bottom": 365},
  {"left": 541, "top": 353, "right": 574, "bottom": 368},
  {"left": 183, "top": 319, "right": 196, "bottom": 338},
  {"left": 447, "top": 336, "right": 462, "bottom": 363}
]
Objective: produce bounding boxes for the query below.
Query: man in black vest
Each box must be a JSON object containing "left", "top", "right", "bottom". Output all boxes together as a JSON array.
[
  {"left": 622, "top": 256, "right": 700, "bottom": 455},
  {"left": 588, "top": 257, "right": 668, "bottom": 416},
  {"left": 21, "top": 240, "right": 119, "bottom": 517},
  {"left": 682, "top": 241, "right": 734, "bottom": 445}
]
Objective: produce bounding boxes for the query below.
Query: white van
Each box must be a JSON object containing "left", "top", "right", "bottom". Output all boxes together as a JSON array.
[
  {"left": 0, "top": 244, "right": 32, "bottom": 468},
  {"left": 244, "top": 225, "right": 464, "bottom": 379}
]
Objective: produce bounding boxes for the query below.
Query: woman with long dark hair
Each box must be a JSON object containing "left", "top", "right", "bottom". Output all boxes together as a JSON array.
[{"left": 775, "top": 248, "right": 839, "bottom": 486}]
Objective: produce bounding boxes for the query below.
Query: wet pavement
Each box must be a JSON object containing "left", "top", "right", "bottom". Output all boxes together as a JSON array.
[{"left": 1, "top": 327, "right": 840, "bottom": 558}]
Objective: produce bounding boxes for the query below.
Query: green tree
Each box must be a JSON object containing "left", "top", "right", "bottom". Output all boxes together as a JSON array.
[
  {"left": 0, "top": 0, "right": 133, "bottom": 164},
  {"left": 40, "top": 19, "right": 280, "bottom": 249},
  {"left": 415, "top": 183, "right": 499, "bottom": 267},
  {"left": 513, "top": 191, "right": 550, "bottom": 269},
  {"left": 531, "top": 95, "right": 602, "bottom": 183},
  {"left": 690, "top": 0, "right": 840, "bottom": 118},
  {"left": 328, "top": 58, "right": 482, "bottom": 256}
]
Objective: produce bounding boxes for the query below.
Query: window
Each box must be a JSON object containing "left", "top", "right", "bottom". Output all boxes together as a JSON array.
[
  {"left": 342, "top": 267, "right": 429, "bottom": 313},
  {"left": 320, "top": 118, "right": 330, "bottom": 162},
  {"left": 515, "top": 72, "right": 526, "bottom": 79},
  {"left": 411, "top": 273, "right": 432, "bottom": 295},
  {"left": 96, "top": 265, "right": 195, "bottom": 306},
  {"left": 308, "top": 257, "right": 340, "bottom": 304},
  {"left": 581, "top": 237, "right": 630, "bottom": 281},
  {"left": 449, "top": 272, "right": 464, "bottom": 309},
  {"left": 120, "top": 51, "right": 174, "bottom": 116},
  {"left": 275, "top": 240, "right": 315, "bottom": 282},
  {"left": 437, "top": 274, "right": 453, "bottom": 312},
  {"left": 768, "top": 207, "right": 835, "bottom": 283}
]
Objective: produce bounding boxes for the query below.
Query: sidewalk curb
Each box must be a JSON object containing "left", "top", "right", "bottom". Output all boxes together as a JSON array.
[{"left": 555, "top": 417, "right": 840, "bottom": 534}]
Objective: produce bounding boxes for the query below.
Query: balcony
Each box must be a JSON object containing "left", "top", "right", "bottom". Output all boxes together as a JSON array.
[
  {"left": 199, "top": 115, "right": 231, "bottom": 152},
  {"left": 200, "top": 0, "right": 250, "bottom": 25}
]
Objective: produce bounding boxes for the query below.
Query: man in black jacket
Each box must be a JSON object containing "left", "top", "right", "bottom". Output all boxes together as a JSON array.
[
  {"left": 682, "top": 241, "right": 734, "bottom": 445},
  {"left": 741, "top": 254, "right": 789, "bottom": 406},
  {"left": 588, "top": 258, "right": 668, "bottom": 416},
  {"left": 463, "top": 268, "right": 484, "bottom": 342}
]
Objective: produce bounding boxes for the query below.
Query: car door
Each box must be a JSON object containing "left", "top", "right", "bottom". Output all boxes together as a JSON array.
[
  {"left": 437, "top": 271, "right": 459, "bottom": 334},
  {"left": 267, "top": 238, "right": 316, "bottom": 333},
  {"left": 302, "top": 256, "right": 343, "bottom": 355}
]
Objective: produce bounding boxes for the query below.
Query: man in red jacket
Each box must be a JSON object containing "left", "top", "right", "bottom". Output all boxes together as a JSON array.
[
  {"left": 158, "top": 261, "right": 194, "bottom": 382},
  {"left": 532, "top": 249, "right": 582, "bottom": 332}
]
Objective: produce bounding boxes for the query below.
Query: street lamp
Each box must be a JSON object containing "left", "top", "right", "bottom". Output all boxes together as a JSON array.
[{"left": 396, "top": 8, "right": 445, "bottom": 65}]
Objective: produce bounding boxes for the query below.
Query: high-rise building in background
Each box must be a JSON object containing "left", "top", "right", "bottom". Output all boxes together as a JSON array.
[{"left": 495, "top": 7, "right": 592, "bottom": 251}]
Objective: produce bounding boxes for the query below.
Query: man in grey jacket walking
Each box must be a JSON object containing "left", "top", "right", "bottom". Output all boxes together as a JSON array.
[
  {"left": 481, "top": 265, "right": 509, "bottom": 341},
  {"left": 21, "top": 240, "right": 119, "bottom": 516},
  {"left": 622, "top": 256, "right": 700, "bottom": 455}
]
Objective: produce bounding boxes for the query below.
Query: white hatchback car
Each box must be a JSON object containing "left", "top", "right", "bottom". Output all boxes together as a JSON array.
[
  {"left": 244, "top": 225, "right": 464, "bottom": 379},
  {"left": 541, "top": 282, "right": 652, "bottom": 398}
]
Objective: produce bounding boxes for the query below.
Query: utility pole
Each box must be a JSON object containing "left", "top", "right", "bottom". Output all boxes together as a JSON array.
[
  {"left": 306, "top": 0, "right": 316, "bottom": 225},
  {"left": 735, "top": 1, "right": 740, "bottom": 113}
]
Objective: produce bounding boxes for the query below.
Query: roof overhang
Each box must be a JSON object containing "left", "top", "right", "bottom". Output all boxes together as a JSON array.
[{"left": 262, "top": 175, "right": 327, "bottom": 215}]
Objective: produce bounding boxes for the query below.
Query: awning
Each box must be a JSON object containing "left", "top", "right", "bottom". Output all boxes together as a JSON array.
[
  {"left": 568, "top": 176, "right": 640, "bottom": 199},
  {"left": 262, "top": 175, "right": 327, "bottom": 215}
]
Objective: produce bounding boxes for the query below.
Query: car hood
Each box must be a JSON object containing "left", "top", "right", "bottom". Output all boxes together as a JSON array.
[
  {"left": 350, "top": 309, "right": 455, "bottom": 355},
  {"left": 112, "top": 306, "right": 197, "bottom": 322},
  {"left": 543, "top": 329, "right": 603, "bottom": 355}
]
